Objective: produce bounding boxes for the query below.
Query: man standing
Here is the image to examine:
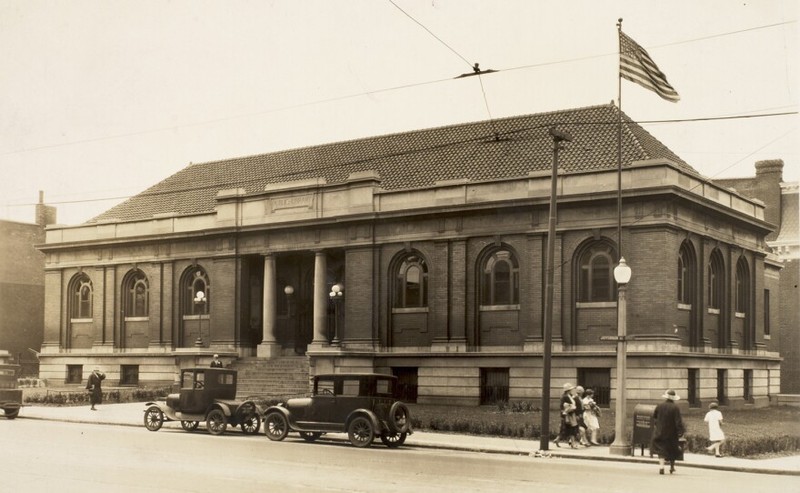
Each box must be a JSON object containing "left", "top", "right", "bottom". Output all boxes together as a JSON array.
[
  {"left": 210, "top": 354, "right": 223, "bottom": 368},
  {"left": 86, "top": 368, "right": 106, "bottom": 411},
  {"left": 651, "top": 389, "right": 685, "bottom": 475}
]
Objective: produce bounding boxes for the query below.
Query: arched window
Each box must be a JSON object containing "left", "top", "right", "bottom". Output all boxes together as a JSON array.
[
  {"left": 735, "top": 257, "right": 749, "bottom": 314},
  {"left": 185, "top": 267, "right": 210, "bottom": 315},
  {"left": 481, "top": 248, "right": 519, "bottom": 306},
  {"left": 677, "top": 243, "right": 694, "bottom": 304},
  {"left": 577, "top": 241, "right": 616, "bottom": 302},
  {"left": 71, "top": 273, "right": 93, "bottom": 319},
  {"left": 708, "top": 249, "right": 724, "bottom": 310},
  {"left": 393, "top": 254, "right": 428, "bottom": 308},
  {"left": 124, "top": 270, "right": 149, "bottom": 318}
]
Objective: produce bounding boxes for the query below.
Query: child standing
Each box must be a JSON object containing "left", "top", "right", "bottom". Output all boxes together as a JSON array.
[{"left": 704, "top": 401, "right": 725, "bottom": 457}]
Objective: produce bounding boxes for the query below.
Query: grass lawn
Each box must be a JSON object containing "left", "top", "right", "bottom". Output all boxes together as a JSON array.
[{"left": 408, "top": 403, "right": 800, "bottom": 458}]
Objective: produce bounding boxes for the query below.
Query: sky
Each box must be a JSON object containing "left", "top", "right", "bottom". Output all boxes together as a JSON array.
[{"left": 1, "top": 0, "right": 797, "bottom": 226}]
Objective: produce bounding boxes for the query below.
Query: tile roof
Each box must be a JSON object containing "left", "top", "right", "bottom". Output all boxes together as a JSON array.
[{"left": 89, "top": 103, "right": 697, "bottom": 224}]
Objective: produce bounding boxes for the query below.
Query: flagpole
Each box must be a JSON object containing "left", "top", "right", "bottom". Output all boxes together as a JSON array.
[{"left": 616, "top": 18, "right": 623, "bottom": 258}]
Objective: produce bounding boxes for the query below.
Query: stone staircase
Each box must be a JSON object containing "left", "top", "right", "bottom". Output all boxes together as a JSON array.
[{"left": 231, "top": 356, "right": 310, "bottom": 400}]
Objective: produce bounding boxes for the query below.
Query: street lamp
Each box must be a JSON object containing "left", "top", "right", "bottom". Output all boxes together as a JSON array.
[
  {"left": 193, "top": 290, "right": 207, "bottom": 347},
  {"left": 609, "top": 257, "right": 632, "bottom": 456},
  {"left": 540, "top": 126, "right": 572, "bottom": 451},
  {"left": 328, "top": 284, "right": 343, "bottom": 346}
]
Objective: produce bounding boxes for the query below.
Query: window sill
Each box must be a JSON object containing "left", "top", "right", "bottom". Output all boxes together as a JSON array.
[
  {"left": 575, "top": 302, "right": 616, "bottom": 309},
  {"left": 735, "top": 312, "right": 746, "bottom": 319},
  {"left": 479, "top": 305, "right": 520, "bottom": 312},
  {"left": 764, "top": 335, "right": 771, "bottom": 340},
  {"left": 183, "top": 314, "right": 210, "bottom": 320},
  {"left": 677, "top": 303, "right": 692, "bottom": 311},
  {"left": 69, "top": 318, "right": 93, "bottom": 323},
  {"left": 124, "top": 317, "right": 149, "bottom": 322},
  {"left": 392, "top": 307, "right": 429, "bottom": 314},
  {"left": 707, "top": 308, "right": 720, "bottom": 315}
]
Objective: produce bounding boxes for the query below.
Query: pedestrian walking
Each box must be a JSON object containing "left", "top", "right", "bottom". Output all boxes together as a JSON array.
[
  {"left": 554, "top": 383, "right": 580, "bottom": 448},
  {"left": 574, "top": 385, "right": 590, "bottom": 446},
  {"left": 86, "top": 368, "right": 106, "bottom": 411},
  {"left": 582, "top": 388, "right": 601, "bottom": 445},
  {"left": 704, "top": 401, "right": 725, "bottom": 457},
  {"left": 651, "top": 389, "right": 685, "bottom": 475}
]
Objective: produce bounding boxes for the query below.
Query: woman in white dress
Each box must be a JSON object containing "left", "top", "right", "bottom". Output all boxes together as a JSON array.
[
  {"left": 704, "top": 401, "right": 725, "bottom": 457},
  {"left": 581, "top": 389, "right": 601, "bottom": 446}
]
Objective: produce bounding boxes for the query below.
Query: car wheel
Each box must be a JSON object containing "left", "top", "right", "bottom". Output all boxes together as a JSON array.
[
  {"left": 380, "top": 431, "right": 407, "bottom": 448},
  {"left": 143, "top": 406, "right": 164, "bottom": 432},
  {"left": 3, "top": 408, "right": 19, "bottom": 420},
  {"left": 264, "top": 411, "right": 289, "bottom": 441},
  {"left": 388, "top": 401, "right": 410, "bottom": 433},
  {"left": 206, "top": 409, "right": 227, "bottom": 436},
  {"left": 240, "top": 413, "right": 261, "bottom": 435},
  {"left": 299, "top": 431, "right": 322, "bottom": 442},
  {"left": 347, "top": 416, "right": 374, "bottom": 448},
  {"left": 181, "top": 420, "right": 199, "bottom": 432}
]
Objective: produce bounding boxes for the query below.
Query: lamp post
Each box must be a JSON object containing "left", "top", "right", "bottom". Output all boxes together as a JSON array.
[
  {"left": 609, "top": 257, "right": 632, "bottom": 456},
  {"left": 193, "top": 290, "right": 207, "bottom": 347},
  {"left": 328, "top": 284, "right": 343, "bottom": 346},
  {"left": 540, "top": 127, "right": 573, "bottom": 451}
]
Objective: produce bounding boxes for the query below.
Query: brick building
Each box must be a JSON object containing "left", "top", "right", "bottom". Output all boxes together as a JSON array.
[
  {"left": 715, "top": 162, "right": 799, "bottom": 393},
  {"left": 0, "top": 193, "right": 56, "bottom": 375},
  {"left": 37, "top": 104, "right": 782, "bottom": 408}
]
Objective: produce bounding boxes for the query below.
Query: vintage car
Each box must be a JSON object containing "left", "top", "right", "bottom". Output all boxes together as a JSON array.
[
  {"left": 143, "top": 367, "right": 261, "bottom": 436},
  {"left": 263, "top": 373, "right": 411, "bottom": 448},
  {"left": 0, "top": 362, "right": 22, "bottom": 419}
]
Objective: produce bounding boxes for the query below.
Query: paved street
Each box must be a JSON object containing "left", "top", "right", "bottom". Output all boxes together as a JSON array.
[{"left": 2, "top": 413, "right": 798, "bottom": 492}]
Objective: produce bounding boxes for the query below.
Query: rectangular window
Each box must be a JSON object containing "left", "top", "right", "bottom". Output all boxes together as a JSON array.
[
  {"left": 392, "top": 367, "right": 418, "bottom": 403},
  {"left": 688, "top": 369, "right": 700, "bottom": 408},
  {"left": 578, "top": 368, "right": 611, "bottom": 407},
  {"left": 764, "top": 289, "right": 770, "bottom": 336},
  {"left": 480, "top": 368, "right": 509, "bottom": 405},
  {"left": 66, "top": 365, "right": 83, "bottom": 384},
  {"left": 716, "top": 369, "right": 727, "bottom": 405},
  {"left": 120, "top": 365, "right": 139, "bottom": 385},
  {"left": 744, "top": 369, "right": 753, "bottom": 402}
]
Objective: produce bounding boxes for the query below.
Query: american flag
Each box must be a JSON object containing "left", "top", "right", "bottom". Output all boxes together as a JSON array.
[{"left": 619, "top": 31, "right": 680, "bottom": 103}]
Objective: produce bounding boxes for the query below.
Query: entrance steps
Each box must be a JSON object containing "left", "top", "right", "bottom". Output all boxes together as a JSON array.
[{"left": 231, "top": 356, "right": 310, "bottom": 400}]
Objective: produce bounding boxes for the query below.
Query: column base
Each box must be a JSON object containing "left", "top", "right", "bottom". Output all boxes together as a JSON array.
[
  {"left": 609, "top": 442, "right": 633, "bottom": 456},
  {"left": 257, "top": 342, "right": 282, "bottom": 358}
]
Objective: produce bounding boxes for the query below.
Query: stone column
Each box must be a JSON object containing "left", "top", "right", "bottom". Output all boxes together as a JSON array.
[
  {"left": 311, "top": 251, "right": 329, "bottom": 345},
  {"left": 257, "top": 253, "right": 280, "bottom": 357}
]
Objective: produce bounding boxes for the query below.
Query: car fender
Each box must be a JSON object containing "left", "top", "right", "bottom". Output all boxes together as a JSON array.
[
  {"left": 208, "top": 401, "right": 233, "bottom": 417},
  {"left": 345, "top": 409, "right": 381, "bottom": 433}
]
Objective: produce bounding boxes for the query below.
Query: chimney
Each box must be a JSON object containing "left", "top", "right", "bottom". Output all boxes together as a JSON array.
[
  {"left": 754, "top": 160, "right": 783, "bottom": 241},
  {"left": 35, "top": 191, "right": 57, "bottom": 227}
]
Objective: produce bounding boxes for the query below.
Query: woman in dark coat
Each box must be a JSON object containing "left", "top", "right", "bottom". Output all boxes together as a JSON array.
[
  {"left": 651, "top": 389, "right": 685, "bottom": 474},
  {"left": 86, "top": 368, "right": 106, "bottom": 411},
  {"left": 554, "top": 383, "right": 580, "bottom": 448}
]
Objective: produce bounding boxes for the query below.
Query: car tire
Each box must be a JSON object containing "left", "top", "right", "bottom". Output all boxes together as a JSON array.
[
  {"left": 347, "top": 416, "right": 374, "bottom": 448},
  {"left": 380, "top": 431, "right": 407, "bottom": 448},
  {"left": 181, "top": 420, "right": 199, "bottom": 432},
  {"left": 143, "top": 406, "right": 164, "bottom": 432},
  {"left": 240, "top": 413, "right": 261, "bottom": 435},
  {"left": 3, "top": 408, "right": 19, "bottom": 420},
  {"left": 388, "top": 401, "right": 410, "bottom": 433},
  {"left": 264, "top": 411, "right": 289, "bottom": 441},
  {"left": 299, "top": 431, "right": 322, "bottom": 442},
  {"left": 206, "top": 409, "right": 227, "bottom": 436}
]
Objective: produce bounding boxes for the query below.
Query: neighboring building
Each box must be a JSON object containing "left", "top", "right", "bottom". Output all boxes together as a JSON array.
[
  {"left": 0, "top": 193, "right": 55, "bottom": 375},
  {"left": 715, "top": 163, "right": 799, "bottom": 394},
  {"left": 37, "top": 103, "right": 781, "bottom": 408}
]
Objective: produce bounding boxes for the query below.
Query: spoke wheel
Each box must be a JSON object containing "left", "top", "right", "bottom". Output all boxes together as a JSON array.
[
  {"left": 388, "top": 402, "right": 410, "bottom": 433},
  {"left": 240, "top": 413, "right": 261, "bottom": 435},
  {"left": 143, "top": 406, "right": 164, "bottom": 432},
  {"left": 3, "top": 408, "right": 19, "bottom": 419},
  {"left": 380, "top": 431, "right": 407, "bottom": 448},
  {"left": 347, "top": 416, "right": 374, "bottom": 448},
  {"left": 181, "top": 420, "right": 199, "bottom": 432},
  {"left": 206, "top": 409, "right": 227, "bottom": 436},
  {"left": 299, "top": 431, "right": 322, "bottom": 442},
  {"left": 264, "top": 411, "right": 289, "bottom": 441}
]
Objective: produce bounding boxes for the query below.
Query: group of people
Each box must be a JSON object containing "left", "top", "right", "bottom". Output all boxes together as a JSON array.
[
  {"left": 554, "top": 382, "right": 602, "bottom": 448},
  {"left": 554, "top": 384, "right": 726, "bottom": 475}
]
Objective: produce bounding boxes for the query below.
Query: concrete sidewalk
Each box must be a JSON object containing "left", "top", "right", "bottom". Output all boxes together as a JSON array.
[{"left": 14, "top": 402, "right": 800, "bottom": 476}]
